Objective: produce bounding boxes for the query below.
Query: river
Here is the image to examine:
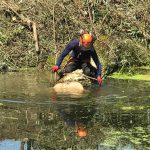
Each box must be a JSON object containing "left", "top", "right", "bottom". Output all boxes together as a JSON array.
[{"left": 0, "top": 71, "right": 149, "bottom": 150}]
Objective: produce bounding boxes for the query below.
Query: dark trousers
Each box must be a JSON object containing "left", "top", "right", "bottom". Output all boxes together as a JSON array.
[{"left": 64, "top": 61, "right": 97, "bottom": 78}]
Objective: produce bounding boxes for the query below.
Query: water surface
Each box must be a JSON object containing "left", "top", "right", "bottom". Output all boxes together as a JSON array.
[{"left": 0, "top": 71, "right": 150, "bottom": 150}]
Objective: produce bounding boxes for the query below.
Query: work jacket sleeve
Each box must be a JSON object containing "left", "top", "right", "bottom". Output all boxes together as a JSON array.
[
  {"left": 56, "top": 40, "right": 76, "bottom": 66},
  {"left": 91, "top": 49, "right": 102, "bottom": 76}
]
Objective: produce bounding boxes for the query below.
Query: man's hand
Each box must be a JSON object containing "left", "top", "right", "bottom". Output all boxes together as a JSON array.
[
  {"left": 97, "top": 75, "right": 102, "bottom": 86},
  {"left": 52, "top": 65, "right": 59, "bottom": 72}
]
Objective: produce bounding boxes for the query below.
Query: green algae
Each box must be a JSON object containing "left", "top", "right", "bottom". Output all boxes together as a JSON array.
[
  {"left": 108, "top": 66, "right": 150, "bottom": 81},
  {"left": 110, "top": 73, "right": 150, "bottom": 81},
  {"left": 121, "top": 106, "right": 145, "bottom": 111}
]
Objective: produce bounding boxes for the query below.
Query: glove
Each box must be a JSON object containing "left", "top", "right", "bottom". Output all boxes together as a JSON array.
[
  {"left": 51, "top": 65, "right": 59, "bottom": 72},
  {"left": 97, "top": 75, "right": 102, "bottom": 86}
]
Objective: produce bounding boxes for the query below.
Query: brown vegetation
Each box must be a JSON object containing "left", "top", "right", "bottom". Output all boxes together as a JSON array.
[{"left": 0, "top": 0, "right": 149, "bottom": 73}]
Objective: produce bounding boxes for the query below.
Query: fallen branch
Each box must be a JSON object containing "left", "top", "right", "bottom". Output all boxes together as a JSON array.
[
  {"left": 32, "top": 22, "right": 39, "bottom": 53},
  {"left": 2, "top": 1, "right": 40, "bottom": 55},
  {"left": 2, "top": 116, "right": 18, "bottom": 120}
]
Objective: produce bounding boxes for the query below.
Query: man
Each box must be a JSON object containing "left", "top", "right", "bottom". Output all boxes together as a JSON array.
[{"left": 51, "top": 31, "right": 102, "bottom": 86}]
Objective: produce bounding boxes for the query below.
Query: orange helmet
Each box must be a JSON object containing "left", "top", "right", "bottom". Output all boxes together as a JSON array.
[
  {"left": 80, "top": 33, "right": 93, "bottom": 43},
  {"left": 80, "top": 33, "right": 93, "bottom": 48},
  {"left": 76, "top": 127, "right": 88, "bottom": 138}
]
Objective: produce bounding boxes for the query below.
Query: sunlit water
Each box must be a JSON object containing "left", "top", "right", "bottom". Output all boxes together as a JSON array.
[{"left": 0, "top": 71, "right": 149, "bottom": 150}]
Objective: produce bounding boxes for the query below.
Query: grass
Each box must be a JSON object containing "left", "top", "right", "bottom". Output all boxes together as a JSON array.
[{"left": 109, "top": 73, "right": 150, "bottom": 81}]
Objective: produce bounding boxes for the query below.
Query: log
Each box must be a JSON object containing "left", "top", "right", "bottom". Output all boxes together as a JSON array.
[
  {"left": 53, "top": 70, "right": 97, "bottom": 95},
  {"left": 53, "top": 81, "right": 84, "bottom": 95}
]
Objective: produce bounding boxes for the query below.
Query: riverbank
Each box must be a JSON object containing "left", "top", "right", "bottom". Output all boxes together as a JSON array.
[
  {"left": 1, "top": 64, "right": 150, "bottom": 82},
  {"left": 109, "top": 66, "right": 150, "bottom": 81}
]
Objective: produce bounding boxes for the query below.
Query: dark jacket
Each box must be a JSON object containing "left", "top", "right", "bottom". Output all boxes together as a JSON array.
[{"left": 56, "top": 39, "right": 102, "bottom": 76}]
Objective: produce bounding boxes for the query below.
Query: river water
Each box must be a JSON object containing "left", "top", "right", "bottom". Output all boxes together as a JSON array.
[{"left": 0, "top": 71, "right": 149, "bottom": 150}]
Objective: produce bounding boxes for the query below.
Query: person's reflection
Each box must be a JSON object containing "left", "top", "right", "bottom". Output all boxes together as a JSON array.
[
  {"left": 20, "top": 138, "right": 35, "bottom": 150},
  {"left": 58, "top": 102, "right": 96, "bottom": 138}
]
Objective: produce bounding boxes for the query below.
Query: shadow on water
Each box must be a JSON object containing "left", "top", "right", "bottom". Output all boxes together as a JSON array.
[{"left": 0, "top": 71, "right": 150, "bottom": 150}]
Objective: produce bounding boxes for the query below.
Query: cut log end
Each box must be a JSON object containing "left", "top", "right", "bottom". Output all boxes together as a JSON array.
[{"left": 53, "top": 81, "right": 84, "bottom": 95}]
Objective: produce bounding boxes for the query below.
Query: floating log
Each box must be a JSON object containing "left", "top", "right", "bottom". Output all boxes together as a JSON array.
[{"left": 53, "top": 70, "right": 97, "bottom": 95}]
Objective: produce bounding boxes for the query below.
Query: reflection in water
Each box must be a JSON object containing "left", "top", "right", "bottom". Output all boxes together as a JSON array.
[
  {"left": 57, "top": 102, "right": 96, "bottom": 138},
  {"left": 98, "top": 143, "right": 142, "bottom": 150},
  {"left": 0, "top": 139, "right": 34, "bottom": 150},
  {"left": 0, "top": 71, "right": 150, "bottom": 149},
  {"left": 0, "top": 101, "right": 149, "bottom": 149},
  {"left": 0, "top": 140, "right": 22, "bottom": 150}
]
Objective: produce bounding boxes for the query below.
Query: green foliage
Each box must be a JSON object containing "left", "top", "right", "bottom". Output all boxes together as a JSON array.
[
  {"left": 0, "top": 0, "right": 149, "bottom": 72},
  {"left": 100, "top": 126, "right": 150, "bottom": 149},
  {"left": 0, "top": 31, "right": 12, "bottom": 46},
  {"left": 110, "top": 73, "right": 150, "bottom": 81}
]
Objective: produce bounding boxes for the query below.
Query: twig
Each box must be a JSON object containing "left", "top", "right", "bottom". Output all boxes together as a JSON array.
[
  {"left": 87, "top": 4, "right": 97, "bottom": 36},
  {"left": 2, "top": 116, "right": 18, "bottom": 120},
  {"left": 53, "top": 1, "right": 60, "bottom": 80},
  {"left": 32, "top": 22, "right": 39, "bottom": 54},
  {"left": 83, "top": 74, "right": 97, "bottom": 81}
]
